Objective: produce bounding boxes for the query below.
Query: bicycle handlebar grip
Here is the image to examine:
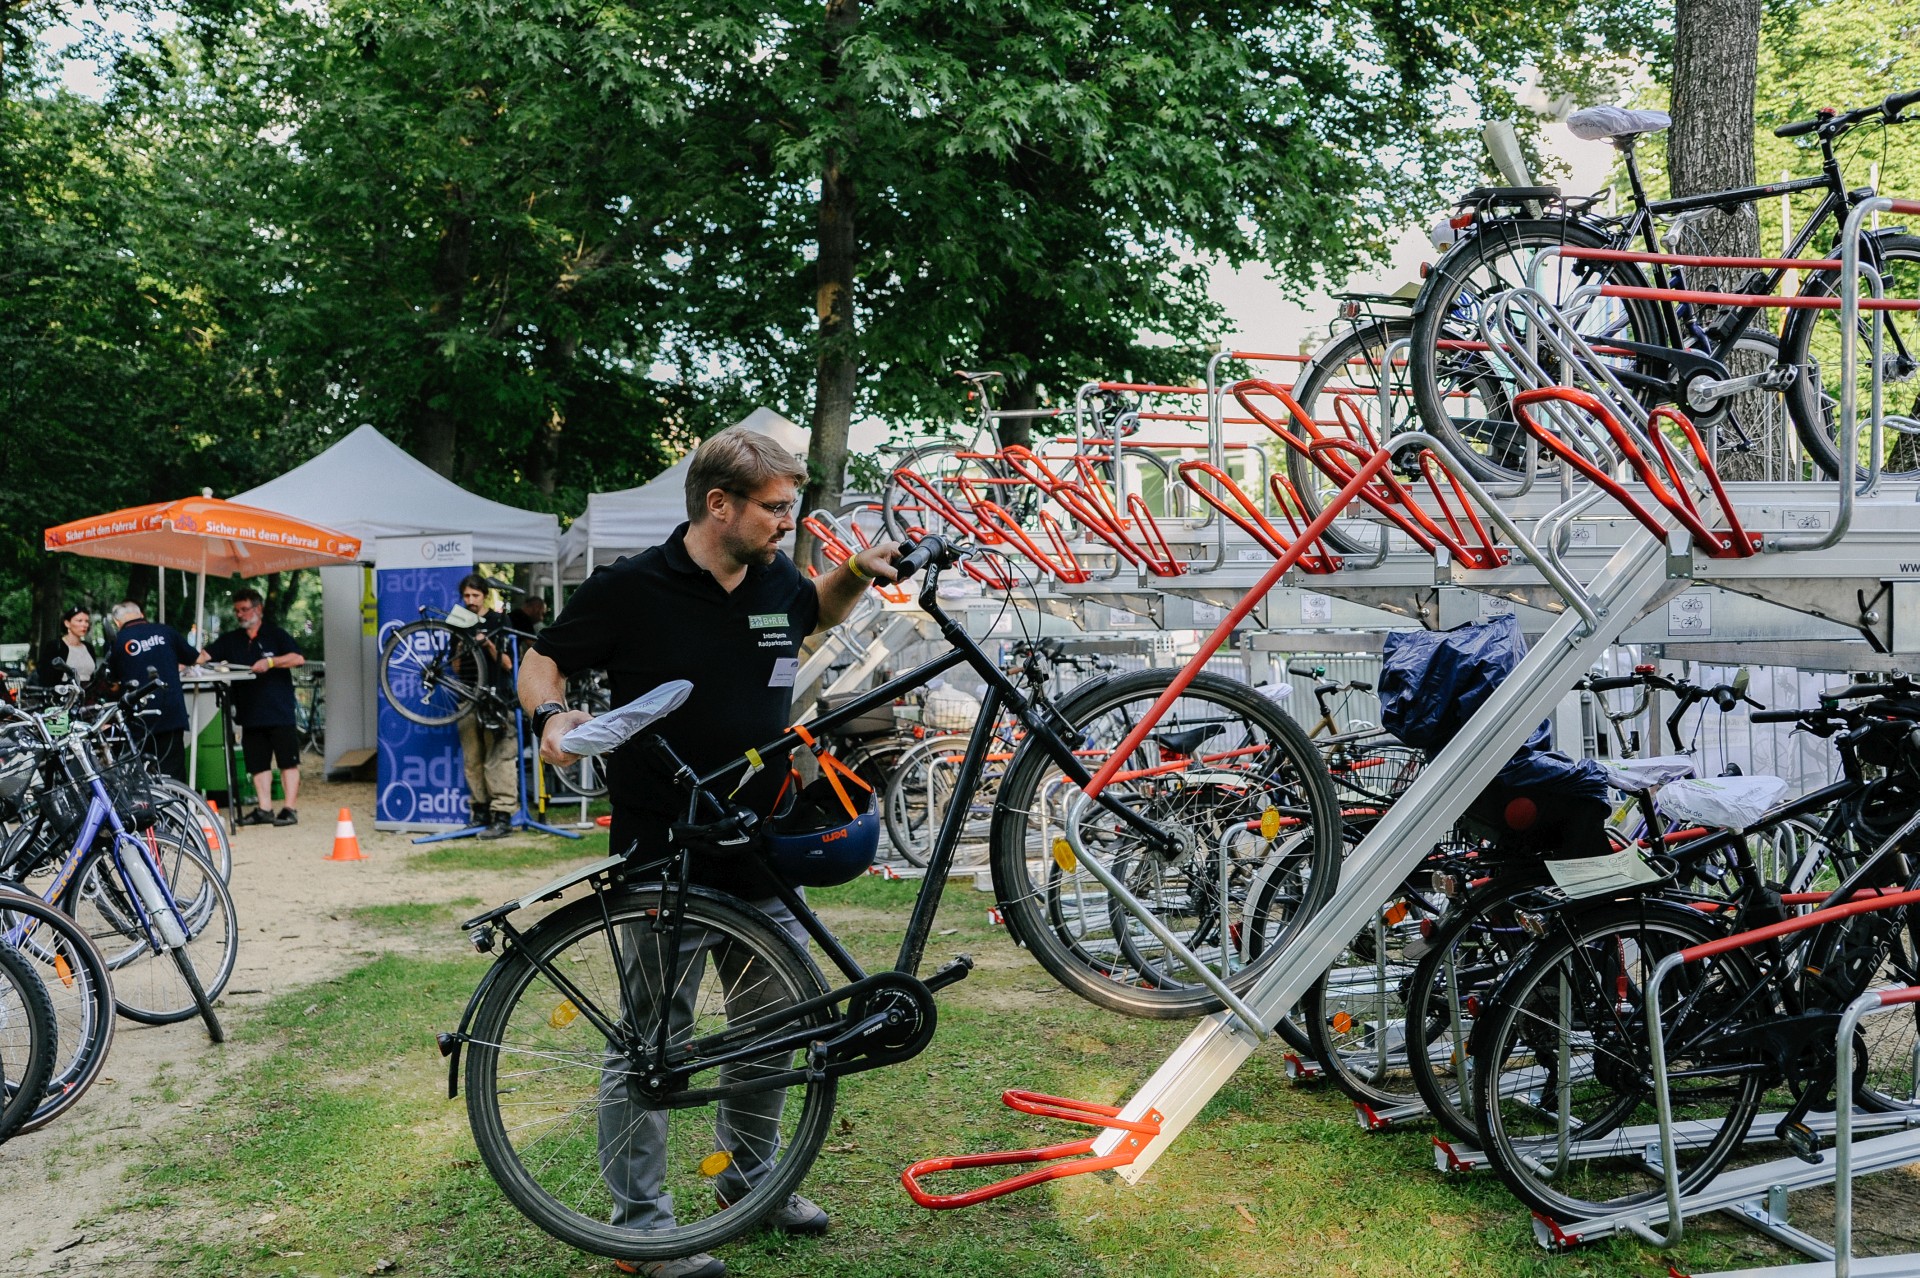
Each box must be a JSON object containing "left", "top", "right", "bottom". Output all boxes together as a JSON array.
[
  {"left": 1751, "top": 708, "right": 1816, "bottom": 723},
  {"left": 1887, "top": 87, "right": 1920, "bottom": 118},
  {"left": 1774, "top": 115, "right": 1822, "bottom": 139},
  {"left": 890, "top": 536, "right": 945, "bottom": 582},
  {"left": 1348, "top": 680, "right": 1373, "bottom": 693},
  {"left": 1585, "top": 675, "right": 1641, "bottom": 692},
  {"left": 1285, "top": 664, "right": 1320, "bottom": 679}
]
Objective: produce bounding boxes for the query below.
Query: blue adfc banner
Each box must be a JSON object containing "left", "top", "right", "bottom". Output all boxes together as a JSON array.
[{"left": 374, "top": 534, "right": 474, "bottom": 829}]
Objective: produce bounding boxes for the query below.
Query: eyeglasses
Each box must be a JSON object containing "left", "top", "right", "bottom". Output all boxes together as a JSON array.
[
  {"left": 730, "top": 491, "right": 797, "bottom": 518},
  {"left": 234, "top": 603, "right": 260, "bottom": 616}
]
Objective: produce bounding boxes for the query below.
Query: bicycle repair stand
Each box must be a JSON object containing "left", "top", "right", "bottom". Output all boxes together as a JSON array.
[{"left": 414, "top": 636, "right": 582, "bottom": 845}]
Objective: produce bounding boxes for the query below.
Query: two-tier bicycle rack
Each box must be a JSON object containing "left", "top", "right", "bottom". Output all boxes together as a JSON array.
[{"left": 864, "top": 191, "right": 1920, "bottom": 1257}]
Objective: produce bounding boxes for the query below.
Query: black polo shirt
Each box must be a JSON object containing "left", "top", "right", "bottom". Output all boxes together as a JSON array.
[
  {"left": 107, "top": 621, "right": 200, "bottom": 733},
  {"left": 206, "top": 622, "right": 301, "bottom": 727},
  {"left": 534, "top": 523, "right": 819, "bottom": 869}
]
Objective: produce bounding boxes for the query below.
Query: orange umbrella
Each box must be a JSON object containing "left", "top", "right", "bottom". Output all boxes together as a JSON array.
[
  {"left": 45, "top": 496, "right": 362, "bottom": 575},
  {"left": 46, "top": 496, "right": 363, "bottom": 640}
]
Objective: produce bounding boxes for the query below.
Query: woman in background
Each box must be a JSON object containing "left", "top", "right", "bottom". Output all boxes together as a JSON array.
[{"left": 35, "top": 606, "right": 98, "bottom": 689}]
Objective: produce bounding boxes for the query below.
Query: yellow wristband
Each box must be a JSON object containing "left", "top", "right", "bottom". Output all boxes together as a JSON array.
[{"left": 846, "top": 557, "right": 871, "bottom": 581}]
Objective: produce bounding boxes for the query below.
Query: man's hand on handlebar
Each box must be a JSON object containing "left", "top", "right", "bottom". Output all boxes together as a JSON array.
[
  {"left": 848, "top": 541, "right": 903, "bottom": 586},
  {"left": 538, "top": 709, "right": 593, "bottom": 768}
]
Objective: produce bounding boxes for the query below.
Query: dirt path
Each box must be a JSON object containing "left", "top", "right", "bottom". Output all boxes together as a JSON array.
[{"left": 0, "top": 777, "right": 589, "bottom": 1275}]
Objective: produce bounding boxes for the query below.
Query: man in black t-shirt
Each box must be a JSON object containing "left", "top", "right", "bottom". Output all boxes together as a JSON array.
[
  {"left": 518, "top": 426, "right": 899, "bottom": 1275},
  {"left": 105, "top": 601, "right": 208, "bottom": 782},
  {"left": 206, "top": 588, "right": 306, "bottom": 826}
]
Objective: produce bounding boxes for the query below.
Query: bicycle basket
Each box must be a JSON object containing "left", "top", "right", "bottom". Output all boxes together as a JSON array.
[
  {"left": 0, "top": 730, "right": 37, "bottom": 812},
  {"left": 104, "top": 759, "right": 162, "bottom": 832},
  {"left": 919, "top": 687, "right": 983, "bottom": 733},
  {"left": 36, "top": 777, "right": 88, "bottom": 834}
]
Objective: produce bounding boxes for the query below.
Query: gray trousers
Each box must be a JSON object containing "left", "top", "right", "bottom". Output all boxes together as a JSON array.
[{"left": 598, "top": 896, "right": 806, "bottom": 1230}]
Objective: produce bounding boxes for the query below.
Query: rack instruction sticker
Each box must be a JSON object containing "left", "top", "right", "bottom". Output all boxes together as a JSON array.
[
  {"left": 1668, "top": 593, "right": 1711, "bottom": 636},
  {"left": 1299, "top": 593, "right": 1332, "bottom": 623}
]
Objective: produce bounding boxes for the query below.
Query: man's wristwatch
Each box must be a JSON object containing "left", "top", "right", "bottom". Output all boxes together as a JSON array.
[{"left": 531, "top": 702, "right": 570, "bottom": 740}]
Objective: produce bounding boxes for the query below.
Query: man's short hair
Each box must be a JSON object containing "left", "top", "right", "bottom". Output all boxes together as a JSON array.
[
  {"left": 232, "top": 587, "right": 264, "bottom": 608},
  {"left": 109, "top": 601, "right": 144, "bottom": 626},
  {"left": 458, "top": 572, "right": 490, "bottom": 596},
  {"left": 685, "top": 426, "right": 808, "bottom": 523}
]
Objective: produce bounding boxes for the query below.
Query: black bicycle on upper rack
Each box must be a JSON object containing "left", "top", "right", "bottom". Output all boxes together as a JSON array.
[{"left": 1407, "top": 88, "right": 1920, "bottom": 483}]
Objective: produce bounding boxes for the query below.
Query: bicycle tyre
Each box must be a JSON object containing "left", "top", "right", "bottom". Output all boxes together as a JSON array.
[
  {"left": 880, "top": 443, "right": 1011, "bottom": 543},
  {"left": 1470, "top": 901, "right": 1766, "bottom": 1223},
  {"left": 153, "top": 779, "right": 233, "bottom": 882},
  {"left": 1400, "top": 870, "right": 1552, "bottom": 1143},
  {"left": 1780, "top": 232, "right": 1920, "bottom": 479},
  {"left": 0, "top": 937, "right": 57, "bottom": 1146},
  {"left": 882, "top": 733, "right": 996, "bottom": 869},
  {"left": 171, "top": 943, "right": 225, "bottom": 1043},
  {"left": 64, "top": 840, "right": 238, "bottom": 1025},
  {"left": 1408, "top": 218, "right": 1662, "bottom": 483},
  {"left": 989, "top": 668, "right": 1340, "bottom": 1019},
  {"left": 464, "top": 886, "right": 836, "bottom": 1261},
  {"left": 0, "top": 886, "right": 117, "bottom": 1136},
  {"left": 1286, "top": 319, "right": 1414, "bottom": 557},
  {"left": 378, "top": 619, "right": 486, "bottom": 727}
]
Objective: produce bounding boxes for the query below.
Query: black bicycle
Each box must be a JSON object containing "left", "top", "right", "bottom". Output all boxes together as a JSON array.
[
  {"left": 439, "top": 535, "right": 1340, "bottom": 1262},
  {"left": 1408, "top": 88, "right": 1920, "bottom": 482}
]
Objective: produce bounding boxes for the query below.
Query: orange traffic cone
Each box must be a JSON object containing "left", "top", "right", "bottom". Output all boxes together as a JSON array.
[{"left": 329, "top": 807, "right": 366, "bottom": 861}]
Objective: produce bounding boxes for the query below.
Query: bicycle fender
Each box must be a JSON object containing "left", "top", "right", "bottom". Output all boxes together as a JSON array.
[{"left": 440, "top": 960, "right": 513, "bottom": 1099}]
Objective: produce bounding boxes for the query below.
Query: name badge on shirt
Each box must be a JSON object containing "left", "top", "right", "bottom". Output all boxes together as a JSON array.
[
  {"left": 748, "top": 613, "right": 790, "bottom": 630},
  {"left": 768, "top": 658, "right": 800, "bottom": 688}
]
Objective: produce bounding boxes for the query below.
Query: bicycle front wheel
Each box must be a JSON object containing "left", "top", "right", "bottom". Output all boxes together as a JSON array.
[
  {"left": 1287, "top": 318, "right": 1413, "bottom": 557},
  {"left": 0, "top": 887, "right": 117, "bottom": 1135},
  {"left": 990, "top": 668, "right": 1340, "bottom": 1019},
  {"left": 65, "top": 839, "right": 238, "bottom": 1025},
  {"left": 464, "top": 886, "right": 837, "bottom": 1262},
  {"left": 1782, "top": 232, "right": 1920, "bottom": 480},
  {"left": 0, "top": 937, "right": 57, "bottom": 1145},
  {"left": 379, "top": 619, "right": 485, "bottom": 726}
]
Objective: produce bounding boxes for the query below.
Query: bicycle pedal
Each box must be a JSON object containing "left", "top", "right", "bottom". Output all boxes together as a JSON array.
[
  {"left": 926, "top": 955, "right": 974, "bottom": 990},
  {"left": 1775, "top": 1118, "right": 1823, "bottom": 1164}
]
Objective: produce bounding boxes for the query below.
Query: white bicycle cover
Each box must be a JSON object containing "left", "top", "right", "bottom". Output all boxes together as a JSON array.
[
  {"left": 1656, "top": 774, "right": 1790, "bottom": 831},
  {"left": 1567, "top": 106, "right": 1672, "bottom": 141}
]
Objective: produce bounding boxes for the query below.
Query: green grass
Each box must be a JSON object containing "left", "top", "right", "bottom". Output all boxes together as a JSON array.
[
  {"left": 349, "top": 898, "right": 485, "bottom": 932},
  {"left": 112, "top": 875, "right": 1783, "bottom": 1277},
  {"left": 407, "top": 831, "right": 613, "bottom": 874}
]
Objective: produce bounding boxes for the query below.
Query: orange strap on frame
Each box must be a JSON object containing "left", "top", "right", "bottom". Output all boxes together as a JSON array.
[{"left": 789, "top": 724, "right": 873, "bottom": 820}]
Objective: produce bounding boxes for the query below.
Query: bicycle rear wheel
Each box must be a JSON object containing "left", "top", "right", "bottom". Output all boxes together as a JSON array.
[
  {"left": 1286, "top": 319, "right": 1413, "bottom": 557},
  {"left": 0, "top": 937, "right": 56, "bottom": 1145},
  {"left": 464, "top": 886, "right": 836, "bottom": 1262},
  {"left": 990, "top": 668, "right": 1340, "bottom": 1019},
  {"left": 0, "top": 887, "right": 117, "bottom": 1135},
  {"left": 1782, "top": 233, "right": 1920, "bottom": 479},
  {"left": 379, "top": 619, "right": 485, "bottom": 727}
]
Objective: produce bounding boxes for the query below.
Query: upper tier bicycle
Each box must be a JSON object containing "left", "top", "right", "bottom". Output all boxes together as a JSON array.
[
  {"left": 1407, "top": 88, "right": 1920, "bottom": 483},
  {"left": 442, "top": 534, "right": 1340, "bottom": 1262}
]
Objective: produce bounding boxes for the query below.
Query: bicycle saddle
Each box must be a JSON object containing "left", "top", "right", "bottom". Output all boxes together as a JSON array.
[
  {"left": 1153, "top": 723, "right": 1224, "bottom": 757},
  {"left": 1566, "top": 106, "right": 1671, "bottom": 142}
]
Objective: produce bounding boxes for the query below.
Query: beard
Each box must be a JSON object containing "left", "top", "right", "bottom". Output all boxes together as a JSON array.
[{"left": 720, "top": 525, "right": 781, "bottom": 568}]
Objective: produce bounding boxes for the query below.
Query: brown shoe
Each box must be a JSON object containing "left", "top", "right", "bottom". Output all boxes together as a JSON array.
[{"left": 612, "top": 1255, "right": 725, "bottom": 1278}]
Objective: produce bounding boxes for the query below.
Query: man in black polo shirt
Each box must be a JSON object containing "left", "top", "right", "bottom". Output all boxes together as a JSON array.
[
  {"left": 518, "top": 425, "right": 898, "bottom": 1278},
  {"left": 207, "top": 588, "right": 307, "bottom": 826},
  {"left": 105, "top": 601, "right": 208, "bottom": 781}
]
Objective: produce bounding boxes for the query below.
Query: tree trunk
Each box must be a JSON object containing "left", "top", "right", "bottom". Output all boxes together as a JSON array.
[
  {"left": 1667, "top": 0, "right": 1767, "bottom": 478},
  {"left": 416, "top": 209, "right": 474, "bottom": 477},
  {"left": 28, "top": 555, "right": 65, "bottom": 657},
  {"left": 797, "top": 0, "right": 860, "bottom": 570},
  {"left": 996, "top": 380, "right": 1037, "bottom": 450}
]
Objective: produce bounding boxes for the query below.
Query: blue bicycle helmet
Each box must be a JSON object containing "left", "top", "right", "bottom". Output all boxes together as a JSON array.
[{"left": 765, "top": 773, "right": 881, "bottom": 886}]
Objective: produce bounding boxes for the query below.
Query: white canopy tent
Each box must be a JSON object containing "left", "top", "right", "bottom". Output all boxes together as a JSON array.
[
  {"left": 552, "top": 407, "right": 808, "bottom": 583},
  {"left": 230, "top": 425, "right": 563, "bottom": 775}
]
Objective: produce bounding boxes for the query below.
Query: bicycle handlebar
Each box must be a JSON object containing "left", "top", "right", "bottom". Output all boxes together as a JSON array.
[{"left": 1775, "top": 88, "right": 1920, "bottom": 139}]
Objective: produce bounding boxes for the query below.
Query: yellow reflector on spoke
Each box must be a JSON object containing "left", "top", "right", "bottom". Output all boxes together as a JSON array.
[
  {"left": 549, "top": 1000, "right": 579, "bottom": 1030},
  {"left": 700, "top": 1151, "right": 733, "bottom": 1178},
  {"left": 1332, "top": 1011, "right": 1353, "bottom": 1035},
  {"left": 1051, "top": 837, "right": 1077, "bottom": 873},
  {"left": 1259, "top": 809, "right": 1281, "bottom": 841}
]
